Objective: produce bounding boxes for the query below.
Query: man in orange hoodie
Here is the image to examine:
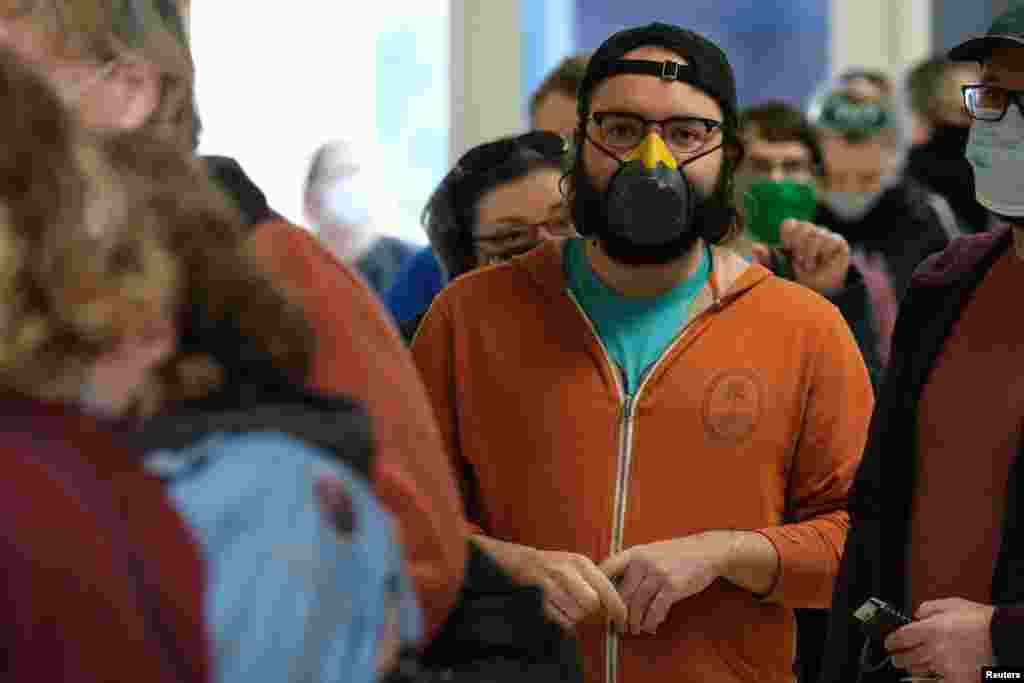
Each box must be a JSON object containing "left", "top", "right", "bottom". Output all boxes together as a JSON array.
[
  {"left": 413, "top": 23, "right": 874, "bottom": 683},
  {"left": 0, "top": 0, "right": 466, "bottom": 643}
]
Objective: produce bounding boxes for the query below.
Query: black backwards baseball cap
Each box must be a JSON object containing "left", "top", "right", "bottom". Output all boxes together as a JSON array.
[
  {"left": 576, "top": 22, "right": 739, "bottom": 129},
  {"left": 950, "top": 4, "right": 1024, "bottom": 63}
]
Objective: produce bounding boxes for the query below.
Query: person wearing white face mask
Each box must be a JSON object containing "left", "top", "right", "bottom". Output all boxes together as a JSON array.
[
  {"left": 819, "top": 7, "right": 1024, "bottom": 683},
  {"left": 807, "top": 74, "right": 956, "bottom": 307},
  {"left": 304, "top": 140, "right": 417, "bottom": 294}
]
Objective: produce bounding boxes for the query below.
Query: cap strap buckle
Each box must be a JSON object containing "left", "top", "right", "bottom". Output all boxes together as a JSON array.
[{"left": 660, "top": 60, "right": 681, "bottom": 81}]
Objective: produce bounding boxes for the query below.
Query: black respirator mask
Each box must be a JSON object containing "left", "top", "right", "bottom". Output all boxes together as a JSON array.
[
  {"left": 576, "top": 128, "right": 729, "bottom": 266},
  {"left": 597, "top": 130, "right": 722, "bottom": 247}
]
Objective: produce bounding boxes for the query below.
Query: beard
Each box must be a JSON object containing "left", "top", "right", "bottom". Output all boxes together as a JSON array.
[{"left": 570, "top": 162, "right": 733, "bottom": 267}]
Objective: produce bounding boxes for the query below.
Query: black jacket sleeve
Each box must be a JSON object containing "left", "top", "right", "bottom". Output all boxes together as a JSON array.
[
  {"left": 992, "top": 605, "right": 1024, "bottom": 667},
  {"left": 826, "top": 265, "right": 882, "bottom": 388}
]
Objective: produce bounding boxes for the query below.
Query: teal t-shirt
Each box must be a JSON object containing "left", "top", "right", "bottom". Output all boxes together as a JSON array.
[{"left": 564, "top": 238, "right": 710, "bottom": 395}]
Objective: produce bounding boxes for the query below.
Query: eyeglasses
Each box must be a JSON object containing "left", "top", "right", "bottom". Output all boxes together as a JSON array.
[
  {"left": 589, "top": 111, "right": 722, "bottom": 158},
  {"left": 475, "top": 213, "right": 575, "bottom": 264},
  {"left": 962, "top": 84, "right": 1024, "bottom": 121}
]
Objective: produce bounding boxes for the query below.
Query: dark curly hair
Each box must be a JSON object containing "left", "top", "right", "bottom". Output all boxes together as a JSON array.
[
  {"left": 422, "top": 131, "right": 566, "bottom": 280},
  {"left": 739, "top": 101, "right": 825, "bottom": 176}
]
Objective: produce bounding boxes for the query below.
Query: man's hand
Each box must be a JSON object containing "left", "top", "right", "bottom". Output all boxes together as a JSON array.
[
  {"left": 599, "top": 532, "right": 734, "bottom": 635},
  {"left": 779, "top": 219, "right": 851, "bottom": 295},
  {"left": 885, "top": 598, "right": 996, "bottom": 682},
  {"left": 472, "top": 536, "right": 627, "bottom": 632},
  {"left": 527, "top": 549, "right": 629, "bottom": 631}
]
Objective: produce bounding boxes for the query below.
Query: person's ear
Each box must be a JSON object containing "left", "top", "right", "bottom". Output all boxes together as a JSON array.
[{"left": 106, "top": 59, "right": 162, "bottom": 131}]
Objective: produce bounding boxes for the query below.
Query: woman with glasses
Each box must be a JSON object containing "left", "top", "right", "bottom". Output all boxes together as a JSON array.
[{"left": 398, "top": 131, "right": 575, "bottom": 342}]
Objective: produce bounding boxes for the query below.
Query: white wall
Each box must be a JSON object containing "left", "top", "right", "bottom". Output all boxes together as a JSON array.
[
  {"left": 830, "top": 0, "right": 932, "bottom": 81},
  {"left": 190, "top": 3, "right": 377, "bottom": 232},
  {"left": 449, "top": 0, "right": 523, "bottom": 164}
]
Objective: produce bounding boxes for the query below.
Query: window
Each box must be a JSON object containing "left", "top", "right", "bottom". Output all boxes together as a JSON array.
[{"left": 191, "top": 3, "right": 446, "bottom": 245}]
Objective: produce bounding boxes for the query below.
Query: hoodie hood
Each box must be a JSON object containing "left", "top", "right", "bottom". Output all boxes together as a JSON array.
[
  {"left": 513, "top": 238, "right": 773, "bottom": 315},
  {"left": 911, "top": 225, "right": 1013, "bottom": 288}
]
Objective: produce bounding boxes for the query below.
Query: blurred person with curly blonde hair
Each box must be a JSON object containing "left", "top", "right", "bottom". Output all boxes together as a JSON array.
[
  {"left": 0, "top": 46, "right": 212, "bottom": 683},
  {"left": 0, "top": 1, "right": 469, "bottom": 641}
]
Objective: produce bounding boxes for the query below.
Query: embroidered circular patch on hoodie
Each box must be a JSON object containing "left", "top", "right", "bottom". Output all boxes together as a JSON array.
[{"left": 702, "top": 370, "right": 763, "bottom": 443}]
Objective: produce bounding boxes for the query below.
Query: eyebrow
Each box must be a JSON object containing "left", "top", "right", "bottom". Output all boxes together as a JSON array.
[
  {"left": 748, "top": 154, "right": 811, "bottom": 163},
  {"left": 981, "top": 64, "right": 1006, "bottom": 84},
  {"left": 598, "top": 109, "right": 716, "bottom": 121},
  {"left": 492, "top": 201, "right": 565, "bottom": 226}
]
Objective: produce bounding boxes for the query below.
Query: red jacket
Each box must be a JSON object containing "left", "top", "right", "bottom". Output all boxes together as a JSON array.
[{"left": 0, "top": 399, "right": 210, "bottom": 682}]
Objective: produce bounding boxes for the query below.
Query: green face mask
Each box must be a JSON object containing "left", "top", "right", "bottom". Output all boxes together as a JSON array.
[{"left": 742, "top": 179, "right": 818, "bottom": 246}]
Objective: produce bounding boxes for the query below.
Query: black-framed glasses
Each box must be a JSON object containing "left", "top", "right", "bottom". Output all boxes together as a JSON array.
[
  {"left": 589, "top": 111, "right": 722, "bottom": 157},
  {"left": 962, "top": 84, "right": 1024, "bottom": 121},
  {"left": 474, "top": 212, "right": 575, "bottom": 264}
]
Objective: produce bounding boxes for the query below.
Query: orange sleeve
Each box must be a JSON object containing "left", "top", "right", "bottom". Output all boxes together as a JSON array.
[
  {"left": 409, "top": 295, "right": 487, "bottom": 537},
  {"left": 756, "top": 303, "right": 875, "bottom": 608},
  {"left": 248, "top": 219, "right": 467, "bottom": 643}
]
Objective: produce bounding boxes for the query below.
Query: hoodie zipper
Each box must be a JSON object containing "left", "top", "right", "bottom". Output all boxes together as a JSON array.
[{"left": 566, "top": 287, "right": 719, "bottom": 683}]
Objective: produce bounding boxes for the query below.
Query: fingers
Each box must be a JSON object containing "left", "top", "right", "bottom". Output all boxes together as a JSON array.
[
  {"left": 779, "top": 219, "right": 809, "bottom": 252},
  {"left": 885, "top": 622, "right": 928, "bottom": 654},
  {"left": 915, "top": 598, "right": 966, "bottom": 620},
  {"left": 616, "top": 562, "right": 645, "bottom": 604},
  {"left": 539, "top": 552, "right": 627, "bottom": 629},
  {"left": 780, "top": 220, "right": 816, "bottom": 272},
  {"left": 627, "top": 573, "right": 660, "bottom": 634},
  {"left": 749, "top": 243, "right": 772, "bottom": 267},
  {"left": 544, "top": 596, "right": 576, "bottom": 631},
  {"left": 547, "top": 564, "right": 600, "bottom": 623},
  {"left": 780, "top": 220, "right": 847, "bottom": 273},
  {"left": 641, "top": 589, "right": 676, "bottom": 634},
  {"left": 600, "top": 548, "right": 632, "bottom": 580},
  {"left": 890, "top": 645, "right": 935, "bottom": 676},
  {"left": 577, "top": 555, "right": 629, "bottom": 629}
]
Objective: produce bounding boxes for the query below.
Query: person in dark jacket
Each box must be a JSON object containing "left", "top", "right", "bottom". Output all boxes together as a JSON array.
[
  {"left": 904, "top": 55, "right": 989, "bottom": 233},
  {"left": 809, "top": 74, "right": 954, "bottom": 368},
  {"left": 819, "top": 8, "right": 1024, "bottom": 682},
  {"left": 809, "top": 75, "right": 954, "bottom": 303}
]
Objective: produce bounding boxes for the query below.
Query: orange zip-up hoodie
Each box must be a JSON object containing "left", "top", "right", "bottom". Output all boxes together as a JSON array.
[
  {"left": 248, "top": 217, "right": 467, "bottom": 643},
  {"left": 412, "top": 239, "right": 873, "bottom": 683}
]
